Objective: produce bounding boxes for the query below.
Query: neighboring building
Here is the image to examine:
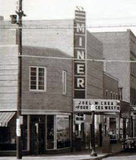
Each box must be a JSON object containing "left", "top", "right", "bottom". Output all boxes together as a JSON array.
[
  {"left": 92, "top": 30, "right": 136, "bottom": 104},
  {"left": 103, "top": 72, "right": 119, "bottom": 100},
  {"left": 87, "top": 31, "right": 103, "bottom": 99},
  {"left": 0, "top": 17, "right": 18, "bottom": 151},
  {"left": 0, "top": 44, "right": 73, "bottom": 154},
  {"left": 92, "top": 30, "right": 135, "bottom": 137},
  {"left": 0, "top": 45, "right": 18, "bottom": 151},
  {"left": 21, "top": 46, "right": 73, "bottom": 154},
  {"left": 103, "top": 72, "right": 119, "bottom": 140}
]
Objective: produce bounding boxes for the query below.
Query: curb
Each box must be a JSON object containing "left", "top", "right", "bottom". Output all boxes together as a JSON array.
[{"left": 83, "top": 150, "right": 123, "bottom": 160}]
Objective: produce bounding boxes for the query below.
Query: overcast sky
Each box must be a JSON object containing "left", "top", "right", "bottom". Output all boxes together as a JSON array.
[{"left": 1, "top": 0, "right": 136, "bottom": 33}]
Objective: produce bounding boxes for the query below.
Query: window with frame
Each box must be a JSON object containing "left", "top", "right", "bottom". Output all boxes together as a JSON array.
[
  {"left": 116, "top": 93, "right": 118, "bottom": 100},
  {"left": 113, "top": 92, "right": 115, "bottom": 99},
  {"left": 118, "top": 87, "right": 122, "bottom": 100},
  {"left": 62, "top": 71, "right": 67, "bottom": 95},
  {"left": 105, "top": 90, "right": 108, "bottom": 99},
  {"left": 30, "top": 66, "right": 46, "bottom": 91},
  {"left": 110, "top": 91, "right": 113, "bottom": 99}
]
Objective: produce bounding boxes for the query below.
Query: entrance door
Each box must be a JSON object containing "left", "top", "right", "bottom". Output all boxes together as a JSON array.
[{"left": 30, "top": 116, "right": 45, "bottom": 155}]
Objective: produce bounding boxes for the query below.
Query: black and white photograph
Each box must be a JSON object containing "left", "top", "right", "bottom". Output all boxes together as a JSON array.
[{"left": 0, "top": 0, "right": 136, "bottom": 159}]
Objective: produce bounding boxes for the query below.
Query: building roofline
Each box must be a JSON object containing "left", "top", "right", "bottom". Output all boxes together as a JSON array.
[
  {"left": 91, "top": 30, "right": 129, "bottom": 34},
  {"left": 104, "top": 71, "right": 119, "bottom": 82},
  {"left": 127, "top": 29, "right": 136, "bottom": 40},
  {"left": 92, "top": 29, "right": 136, "bottom": 38},
  {"left": 23, "top": 18, "right": 74, "bottom": 22},
  {"left": 22, "top": 45, "right": 72, "bottom": 58}
]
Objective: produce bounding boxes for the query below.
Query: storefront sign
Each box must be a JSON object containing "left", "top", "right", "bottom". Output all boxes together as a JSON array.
[
  {"left": 16, "top": 118, "right": 21, "bottom": 137},
  {"left": 74, "top": 9, "right": 86, "bottom": 98},
  {"left": 75, "top": 114, "right": 85, "bottom": 124},
  {"left": 73, "top": 99, "right": 120, "bottom": 113}
]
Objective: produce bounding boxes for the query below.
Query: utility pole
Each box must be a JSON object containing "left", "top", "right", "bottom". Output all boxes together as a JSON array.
[
  {"left": 90, "top": 105, "right": 97, "bottom": 156},
  {"left": 10, "top": 0, "right": 26, "bottom": 159}
]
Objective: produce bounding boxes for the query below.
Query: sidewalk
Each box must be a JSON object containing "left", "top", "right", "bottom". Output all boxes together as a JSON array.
[
  {"left": 0, "top": 153, "right": 109, "bottom": 160},
  {"left": 0, "top": 143, "right": 123, "bottom": 160}
]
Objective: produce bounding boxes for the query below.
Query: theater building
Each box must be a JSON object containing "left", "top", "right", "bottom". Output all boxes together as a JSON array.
[{"left": 19, "top": 10, "right": 104, "bottom": 149}]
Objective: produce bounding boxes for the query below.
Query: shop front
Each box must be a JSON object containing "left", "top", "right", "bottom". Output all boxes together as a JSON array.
[
  {"left": 120, "top": 101, "right": 131, "bottom": 140},
  {"left": 0, "top": 113, "right": 71, "bottom": 155},
  {"left": 0, "top": 112, "right": 16, "bottom": 152},
  {"left": 23, "top": 113, "right": 71, "bottom": 155}
]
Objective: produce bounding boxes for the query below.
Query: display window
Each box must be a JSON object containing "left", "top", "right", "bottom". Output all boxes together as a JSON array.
[
  {"left": 0, "top": 115, "right": 16, "bottom": 150},
  {"left": 46, "top": 114, "right": 71, "bottom": 150},
  {"left": 56, "top": 115, "right": 70, "bottom": 148}
]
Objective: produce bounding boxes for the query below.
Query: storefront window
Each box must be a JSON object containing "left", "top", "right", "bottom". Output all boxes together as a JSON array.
[
  {"left": 0, "top": 117, "right": 16, "bottom": 150},
  {"left": 47, "top": 115, "right": 54, "bottom": 149},
  {"left": 56, "top": 115, "right": 70, "bottom": 148}
]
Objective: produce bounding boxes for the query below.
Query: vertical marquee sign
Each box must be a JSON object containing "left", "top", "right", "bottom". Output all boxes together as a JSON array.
[{"left": 74, "top": 8, "right": 86, "bottom": 98}]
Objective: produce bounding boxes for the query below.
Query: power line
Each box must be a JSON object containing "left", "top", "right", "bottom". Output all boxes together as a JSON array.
[
  {"left": 0, "top": 55, "right": 136, "bottom": 63},
  {"left": 19, "top": 55, "right": 136, "bottom": 63},
  {"left": 1, "top": 24, "right": 136, "bottom": 29},
  {"left": 0, "top": 92, "right": 17, "bottom": 94},
  {"left": 0, "top": 64, "right": 18, "bottom": 66},
  {"left": 0, "top": 74, "right": 18, "bottom": 76},
  {"left": 0, "top": 85, "right": 17, "bottom": 87},
  {"left": 0, "top": 69, "right": 18, "bottom": 71},
  {"left": 2, "top": 16, "right": 136, "bottom": 22}
]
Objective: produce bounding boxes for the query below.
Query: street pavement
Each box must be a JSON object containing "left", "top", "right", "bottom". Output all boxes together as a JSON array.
[
  {"left": 103, "top": 151, "right": 136, "bottom": 160},
  {"left": 103, "top": 156, "right": 136, "bottom": 160}
]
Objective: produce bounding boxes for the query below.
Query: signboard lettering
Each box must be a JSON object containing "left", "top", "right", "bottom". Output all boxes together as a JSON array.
[
  {"left": 75, "top": 50, "right": 85, "bottom": 60},
  {"left": 75, "top": 77, "right": 85, "bottom": 89},
  {"left": 73, "top": 99, "right": 120, "bottom": 113},
  {"left": 74, "top": 9, "right": 86, "bottom": 98},
  {"left": 76, "top": 23, "right": 85, "bottom": 33},
  {"left": 74, "top": 62, "right": 85, "bottom": 75}
]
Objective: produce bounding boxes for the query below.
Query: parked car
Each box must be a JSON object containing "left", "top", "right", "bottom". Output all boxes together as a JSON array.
[{"left": 123, "top": 137, "right": 136, "bottom": 149}]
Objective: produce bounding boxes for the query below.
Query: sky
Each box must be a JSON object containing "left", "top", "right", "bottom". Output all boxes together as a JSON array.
[{"left": 1, "top": 0, "right": 136, "bottom": 33}]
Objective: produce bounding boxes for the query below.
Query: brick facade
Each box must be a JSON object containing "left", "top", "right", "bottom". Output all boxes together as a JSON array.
[
  {"left": 21, "top": 46, "right": 73, "bottom": 114},
  {"left": 103, "top": 72, "right": 119, "bottom": 99},
  {"left": 92, "top": 31, "right": 131, "bottom": 102}
]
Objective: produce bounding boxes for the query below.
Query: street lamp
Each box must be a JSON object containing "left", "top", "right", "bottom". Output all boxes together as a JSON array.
[
  {"left": 90, "top": 104, "right": 97, "bottom": 156},
  {"left": 10, "top": 0, "right": 26, "bottom": 159}
]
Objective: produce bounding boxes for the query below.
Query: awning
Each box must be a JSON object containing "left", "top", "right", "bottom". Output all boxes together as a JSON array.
[
  {"left": 120, "top": 101, "right": 131, "bottom": 118},
  {"left": 0, "top": 112, "right": 15, "bottom": 127}
]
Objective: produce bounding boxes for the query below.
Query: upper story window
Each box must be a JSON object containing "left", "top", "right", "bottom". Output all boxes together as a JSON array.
[
  {"left": 105, "top": 90, "right": 108, "bottom": 99},
  {"left": 118, "top": 87, "right": 123, "bottom": 100},
  {"left": 30, "top": 66, "right": 46, "bottom": 91},
  {"left": 113, "top": 92, "right": 116, "bottom": 99},
  {"left": 116, "top": 93, "right": 118, "bottom": 100},
  {"left": 62, "top": 71, "right": 67, "bottom": 95},
  {"left": 110, "top": 91, "right": 113, "bottom": 99}
]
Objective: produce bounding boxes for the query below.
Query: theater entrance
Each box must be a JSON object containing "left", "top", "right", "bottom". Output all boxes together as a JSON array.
[{"left": 73, "top": 99, "right": 120, "bottom": 154}]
